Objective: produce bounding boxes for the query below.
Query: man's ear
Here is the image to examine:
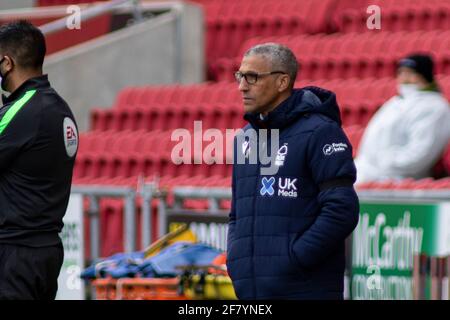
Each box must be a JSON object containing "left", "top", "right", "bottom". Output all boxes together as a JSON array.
[
  {"left": 277, "top": 74, "right": 290, "bottom": 92},
  {"left": 2, "top": 55, "right": 14, "bottom": 72}
]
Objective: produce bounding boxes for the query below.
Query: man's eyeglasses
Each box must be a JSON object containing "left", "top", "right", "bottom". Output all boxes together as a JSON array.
[{"left": 234, "top": 71, "right": 286, "bottom": 85}]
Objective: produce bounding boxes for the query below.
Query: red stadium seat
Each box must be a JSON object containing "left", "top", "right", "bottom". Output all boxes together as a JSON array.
[
  {"left": 333, "top": 0, "right": 450, "bottom": 33},
  {"left": 231, "top": 30, "right": 450, "bottom": 81}
]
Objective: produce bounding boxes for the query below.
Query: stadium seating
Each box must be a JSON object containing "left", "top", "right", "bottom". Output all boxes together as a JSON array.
[
  {"left": 193, "top": 0, "right": 376, "bottom": 79},
  {"left": 333, "top": 0, "right": 450, "bottom": 33},
  {"left": 74, "top": 129, "right": 232, "bottom": 180},
  {"left": 202, "top": 0, "right": 336, "bottom": 61},
  {"left": 212, "top": 30, "right": 450, "bottom": 81},
  {"left": 90, "top": 75, "right": 450, "bottom": 131},
  {"left": 90, "top": 103, "right": 246, "bottom": 132}
]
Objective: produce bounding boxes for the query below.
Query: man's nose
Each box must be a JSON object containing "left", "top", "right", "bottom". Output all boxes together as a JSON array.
[{"left": 238, "top": 78, "right": 249, "bottom": 91}]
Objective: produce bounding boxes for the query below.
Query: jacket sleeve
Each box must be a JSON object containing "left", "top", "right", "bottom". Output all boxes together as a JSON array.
[
  {"left": 378, "top": 101, "right": 450, "bottom": 175},
  {"left": 292, "top": 121, "right": 360, "bottom": 269}
]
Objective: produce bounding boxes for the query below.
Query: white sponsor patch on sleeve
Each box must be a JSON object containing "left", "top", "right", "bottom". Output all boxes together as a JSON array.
[
  {"left": 323, "top": 142, "right": 348, "bottom": 156},
  {"left": 63, "top": 117, "right": 78, "bottom": 157}
]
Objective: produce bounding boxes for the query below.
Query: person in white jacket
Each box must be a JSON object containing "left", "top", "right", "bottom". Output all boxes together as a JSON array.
[{"left": 355, "top": 54, "right": 450, "bottom": 184}]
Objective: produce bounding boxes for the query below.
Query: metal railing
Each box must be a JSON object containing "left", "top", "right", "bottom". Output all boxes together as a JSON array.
[
  {"left": 172, "top": 187, "right": 231, "bottom": 212},
  {"left": 73, "top": 184, "right": 450, "bottom": 261},
  {"left": 71, "top": 181, "right": 166, "bottom": 260},
  {"left": 71, "top": 184, "right": 137, "bottom": 261},
  {"left": 39, "top": 0, "right": 144, "bottom": 35},
  {"left": 34, "top": 0, "right": 186, "bottom": 82}
]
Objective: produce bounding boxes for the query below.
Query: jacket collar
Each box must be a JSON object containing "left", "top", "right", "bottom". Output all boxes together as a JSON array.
[
  {"left": 244, "top": 92, "right": 301, "bottom": 130},
  {"left": 243, "top": 87, "right": 342, "bottom": 130},
  {"left": 2, "top": 74, "right": 50, "bottom": 105}
]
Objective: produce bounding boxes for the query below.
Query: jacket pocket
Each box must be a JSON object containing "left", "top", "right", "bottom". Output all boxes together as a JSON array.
[{"left": 288, "top": 235, "right": 311, "bottom": 281}]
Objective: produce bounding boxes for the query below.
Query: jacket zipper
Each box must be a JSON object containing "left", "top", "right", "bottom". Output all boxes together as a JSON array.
[
  {"left": 251, "top": 132, "right": 259, "bottom": 299},
  {"left": 251, "top": 127, "right": 272, "bottom": 298}
]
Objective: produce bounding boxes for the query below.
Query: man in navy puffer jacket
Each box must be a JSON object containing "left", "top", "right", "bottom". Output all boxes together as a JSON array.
[{"left": 227, "top": 43, "right": 360, "bottom": 300}]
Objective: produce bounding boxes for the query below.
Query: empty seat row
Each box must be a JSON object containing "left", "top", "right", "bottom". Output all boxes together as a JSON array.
[
  {"left": 91, "top": 75, "right": 450, "bottom": 131},
  {"left": 193, "top": 0, "right": 372, "bottom": 74},
  {"left": 110, "top": 77, "right": 398, "bottom": 110},
  {"left": 213, "top": 55, "right": 415, "bottom": 82},
  {"left": 112, "top": 83, "right": 240, "bottom": 109},
  {"left": 203, "top": 0, "right": 336, "bottom": 62},
  {"left": 75, "top": 121, "right": 366, "bottom": 183},
  {"left": 211, "top": 30, "right": 450, "bottom": 81},
  {"left": 90, "top": 103, "right": 247, "bottom": 131},
  {"left": 79, "top": 129, "right": 235, "bottom": 161},
  {"left": 91, "top": 99, "right": 384, "bottom": 131},
  {"left": 73, "top": 152, "right": 233, "bottom": 181},
  {"left": 87, "top": 77, "right": 400, "bottom": 131},
  {"left": 334, "top": 0, "right": 450, "bottom": 33},
  {"left": 194, "top": 0, "right": 448, "bottom": 79},
  {"left": 78, "top": 130, "right": 174, "bottom": 156}
]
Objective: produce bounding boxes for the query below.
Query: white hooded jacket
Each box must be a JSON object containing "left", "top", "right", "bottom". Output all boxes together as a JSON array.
[{"left": 355, "top": 87, "right": 450, "bottom": 183}]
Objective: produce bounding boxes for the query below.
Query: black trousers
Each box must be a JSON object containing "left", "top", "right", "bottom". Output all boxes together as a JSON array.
[{"left": 0, "top": 243, "right": 64, "bottom": 300}]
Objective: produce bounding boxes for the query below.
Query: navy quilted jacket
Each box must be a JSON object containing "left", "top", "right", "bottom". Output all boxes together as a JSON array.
[{"left": 227, "top": 87, "right": 360, "bottom": 300}]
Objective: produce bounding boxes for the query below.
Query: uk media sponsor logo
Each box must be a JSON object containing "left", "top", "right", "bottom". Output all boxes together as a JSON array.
[
  {"left": 323, "top": 142, "right": 348, "bottom": 156},
  {"left": 260, "top": 177, "right": 298, "bottom": 198},
  {"left": 278, "top": 177, "right": 297, "bottom": 198},
  {"left": 260, "top": 177, "right": 275, "bottom": 196}
]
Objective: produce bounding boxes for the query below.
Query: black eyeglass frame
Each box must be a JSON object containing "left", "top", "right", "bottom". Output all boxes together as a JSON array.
[{"left": 234, "top": 71, "right": 286, "bottom": 84}]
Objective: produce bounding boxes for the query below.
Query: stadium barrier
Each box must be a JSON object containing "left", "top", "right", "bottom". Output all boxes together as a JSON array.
[
  {"left": 70, "top": 185, "right": 137, "bottom": 260},
  {"left": 351, "top": 189, "right": 450, "bottom": 300},
  {"left": 71, "top": 184, "right": 147, "bottom": 299}
]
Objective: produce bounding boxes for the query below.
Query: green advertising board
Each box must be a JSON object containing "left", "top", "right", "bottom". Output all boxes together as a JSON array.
[{"left": 350, "top": 201, "right": 450, "bottom": 300}]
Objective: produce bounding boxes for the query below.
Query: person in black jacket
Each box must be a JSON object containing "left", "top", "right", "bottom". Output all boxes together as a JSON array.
[
  {"left": 0, "top": 20, "right": 78, "bottom": 300},
  {"left": 227, "top": 43, "right": 359, "bottom": 300}
]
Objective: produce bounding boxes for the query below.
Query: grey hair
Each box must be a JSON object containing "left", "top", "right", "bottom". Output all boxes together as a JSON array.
[{"left": 244, "top": 42, "right": 299, "bottom": 88}]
